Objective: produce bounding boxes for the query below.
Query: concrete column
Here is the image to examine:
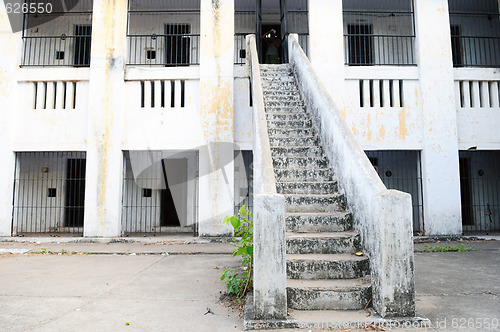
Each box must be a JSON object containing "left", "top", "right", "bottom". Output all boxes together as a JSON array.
[
  {"left": 414, "top": 0, "right": 462, "bottom": 235},
  {"left": 198, "top": 0, "right": 235, "bottom": 236},
  {"left": 307, "top": 0, "right": 345, "bottom": 105},
  {"left": 0, "top": 5, "right": 21, "bottom": 236},
  {"left": 83, "top": 0, "right": 128, "bottom": 237}
]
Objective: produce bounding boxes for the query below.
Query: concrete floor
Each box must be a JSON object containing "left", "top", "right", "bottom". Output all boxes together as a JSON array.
[
  {"left": 0, "top": 246, "right": 243, "bottom": 331},
  {"left": 414, "top": 240, "right": 500, "bottom": 330},
  {"left": 0, "top": 239, "right": 499, "bottom": 331}
]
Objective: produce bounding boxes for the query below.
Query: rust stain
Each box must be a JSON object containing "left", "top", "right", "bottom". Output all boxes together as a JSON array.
[
  {"left": 367, "top": 114, "right": 372, "bottom": 141},
  {"left": 378, "top": 125, "right": 386, "bottom": 141},
  {"left": 398, "top": 107, "right": 409, "bottom": 140},
  {"left": 200, "top": 79, "right": 233, "bottom": 141}
]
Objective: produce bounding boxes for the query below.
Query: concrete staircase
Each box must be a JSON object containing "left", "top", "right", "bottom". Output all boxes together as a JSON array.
[{"left": 260, "top": 64, "right": 372, "bottom": 311}]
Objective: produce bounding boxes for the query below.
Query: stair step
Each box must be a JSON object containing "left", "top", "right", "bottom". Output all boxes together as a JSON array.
[
  {"left": 262, "top": 83, "right": 299, "bottom": 90},
  {"left": 263, "top": 90, "right": 301, "bottom": 97},
  {"left": 261, "top": 76, "right": 296, "bottom": 82},
  {"left": 277, "top": 181, "right": 337, "bottom": 195},
  {"left": 265, "top": 100, "right": 305, "bottom": 108},
  {"left": 273, "top": 156, "right": 328, "bottom": 169},
  {"left": 286, "top": 232, "right": 359, "bottom": 254},
  {"left": 287, "top": 278, "right": 372, "bottom": 310},
  {"left": 274, "top": 168, "right": 333, "bottom": 182},
  {"left": 287, "top": 254, "right": 370, "bottom": 280},
  {"left": 285, "top": 193, "right": 346, "bottom": 213},
  {"left": 268, "top": 128, "right": 315, "bottom": 138},
  {"left": 267, "top": 120, "right": 313, "bottom": 129},
  {"left": 266, "top": 113, "right": 310, "bottom": 121},
  {"left": 265, "top": 107, "right": 306, "bottom": 114},
  {"left": 270, "top": 136, "right": 320, "bottom": 147},
  {"left": 286, "top": 212, "right": 352, "bottom": 233},
  {"left": 271, "top": 146, "right": 322, "bottom": 156}
]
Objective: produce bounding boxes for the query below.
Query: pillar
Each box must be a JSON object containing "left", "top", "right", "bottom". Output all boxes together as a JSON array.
[
  {"left": 198, "top": 0, "right": 235, "bottom": 236},
  {"left": 83, "top": 0, "right": 128, "bottom": 237},
  {"left": 308, "top": 0, "right": 345, "bottom": 105},
  {"left": 414, "top": 0, "right": 462, "bottom": 235}
]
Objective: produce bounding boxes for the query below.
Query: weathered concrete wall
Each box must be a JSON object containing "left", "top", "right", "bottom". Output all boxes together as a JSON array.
[
  {"left": 0, "top": 3, "right": 21, "bottom": 236},
  {"left": 414, "top": 0, "right": 462, "bottom": 235},
  {"left": 454, "top": 68, "right": 500, "bottom": 150},
  {"left": 343, "top": 67, "right": 423, "bottom": 150},
  {"left": 247, "top": 35, "right": 287, "bottom": 320},
  {"left": 84, "top": 0, "right": 128, "bottom": 237},
  {"left": 198, "top": 0, "right": 235, "bottom": 236},
  {"left": 289, "top": 34, "right": 415, "bottom": 318}
]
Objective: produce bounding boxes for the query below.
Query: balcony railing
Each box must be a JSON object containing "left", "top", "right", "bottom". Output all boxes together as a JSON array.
[
  {"left": 449, "top": 0, "right": 500, "bottom": 68},
  {"left": 22, "top": 34, "right": 91, "bottom": 67},
  {"left": 127, "top": 34, "right": 200, "bottom": 66},
  {"left": 21, "top": 0, "right": 93, "bottom": 67},
  {"left": 343, "top": 0, "right": 416, "bottom": 66},
  {"left": 344, "top": 34, "right": 415, "bottom": 66}
]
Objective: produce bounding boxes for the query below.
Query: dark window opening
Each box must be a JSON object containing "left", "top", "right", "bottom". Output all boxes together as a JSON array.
[
  {"left": 48, "top": 188, "right": 57, "bottom": 198},
  {"left": 146, "top": 50, "right": 156, "bottom": 60},
  {"left": 64, "top": 158, "right": 86, "bottom": 228}
]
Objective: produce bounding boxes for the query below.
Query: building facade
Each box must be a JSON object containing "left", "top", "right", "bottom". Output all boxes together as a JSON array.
[{"left": 0, "top": 0, "right": 499, "bottom": 238}]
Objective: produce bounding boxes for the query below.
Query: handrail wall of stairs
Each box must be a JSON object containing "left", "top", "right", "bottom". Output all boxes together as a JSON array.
[
  {"left": 246, "top": 34, "right": 287, "bottom": 320},
  {"left": 287, "top": 34, "right": 416, "bottom": 318}
]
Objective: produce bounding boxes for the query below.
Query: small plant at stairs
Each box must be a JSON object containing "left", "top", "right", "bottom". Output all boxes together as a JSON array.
[{"left": 221, "top": 205, "right": 253, "bottom": 302}]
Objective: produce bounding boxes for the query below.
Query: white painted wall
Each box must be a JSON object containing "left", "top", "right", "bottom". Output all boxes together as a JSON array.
[
  {"left": 343, "top": 67, "right": 423, "bottom": 150},
  {"left": 455, "top": 68, "right": 500, "bottom": 150},
  {"left": 0, "top": 2, "right": 21, "bottom": 236}
]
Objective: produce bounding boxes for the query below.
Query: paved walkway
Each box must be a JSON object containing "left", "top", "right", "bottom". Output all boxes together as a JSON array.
[{"left": 0, "top": 238, "right": 499, "bottom": 331}]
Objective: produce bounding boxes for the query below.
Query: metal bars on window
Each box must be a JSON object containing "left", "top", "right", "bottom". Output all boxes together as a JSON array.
[
  {"left": 127, "top": 0, "right": 200, "bottom": 66},
  {"left": 13, "top": 152, "right": 86, "bottom": 236},
  {"left": 459, "top": 151, "right": 500, "bottom": 234},
  {"left": 449, "top": 0, "right": 500, "bottom": 68},
  {"left": 365, "top": 151, "right": 424, "bottom": 234},
  {"left": 21, "top": 0, "right": 94, "bottom": 67},
  {"left": 343, "top": 0, "right": 416, "bottom": 66}
]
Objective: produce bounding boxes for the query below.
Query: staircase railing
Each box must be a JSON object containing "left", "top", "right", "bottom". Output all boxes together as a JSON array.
[
  {"left": 287, "top": 34, "right": 415, "bottom": 318},
  {"left": 246, "top": 34, "right": 287, "bottom": 320}
]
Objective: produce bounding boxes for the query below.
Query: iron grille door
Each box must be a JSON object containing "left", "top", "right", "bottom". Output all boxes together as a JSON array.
[
  {"left": 73, "top": 25, "right": 92, "bottom": 67},
  {"left": 165, "top": 24, "right": 191, "bottom": 66}
]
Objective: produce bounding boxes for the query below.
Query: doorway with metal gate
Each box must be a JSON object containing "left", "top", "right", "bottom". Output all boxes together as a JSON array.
[
  {"left": 121, "top": 151, "right": 197, "bottom": 236},
  {"left": 234, "top": 0, "right": 308, "bottom": 64}
]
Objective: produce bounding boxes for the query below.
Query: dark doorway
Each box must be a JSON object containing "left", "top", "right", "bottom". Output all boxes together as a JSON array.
[
  {"left": 64, "top": 158, "right": 86, "bottom": 227},
  {"left": 262, "top": 24, "right": 282, "bottom": 63},
  {"left": 347, "top": 24, "right": 373, "bottom": 65},
  {"left": 73, "top": 25, "right": 91, "bottom": 67},
  {"left": 450, "top": 25, "right": 463, "bottom": 67},
  {"left": 459, "top": 157, "right": 473, "bottom": 226},
  {"left": 160, "top": 160, "right": 180, "bottom": 227},
  {"left": 165, "top": 24, "right": 191, "bottom": 66}
]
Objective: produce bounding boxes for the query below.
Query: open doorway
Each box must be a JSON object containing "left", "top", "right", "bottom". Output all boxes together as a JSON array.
[
  {"left": 262, "top": 24, "right": 282, "bottom": 63},
  {"left": 160, "top": 159, "right": 188, "bottom": 227},
  {"left": 64, "top": 158, "right": 86, "bottom": 228}
]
